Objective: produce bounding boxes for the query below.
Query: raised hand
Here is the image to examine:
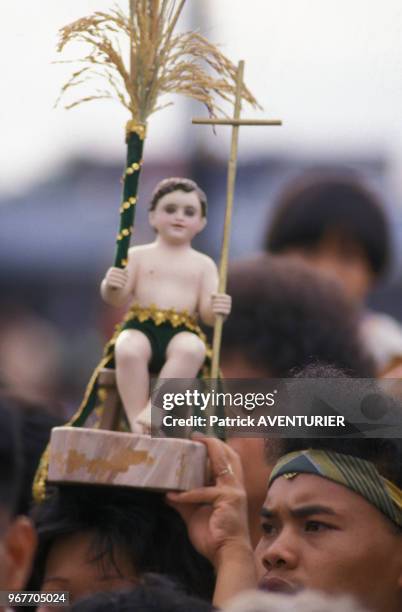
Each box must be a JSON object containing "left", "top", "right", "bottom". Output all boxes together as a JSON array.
[
  {"left": 167, "top": 435, "right": 247, "bottom": 562},
  {"left": 166, "top": 435, "right": 256, "bottom": 606}
]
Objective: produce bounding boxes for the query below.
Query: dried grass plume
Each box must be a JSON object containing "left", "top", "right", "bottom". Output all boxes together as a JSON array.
[{"left": 56, "top": 0, "right": 260, "bottom": 123}]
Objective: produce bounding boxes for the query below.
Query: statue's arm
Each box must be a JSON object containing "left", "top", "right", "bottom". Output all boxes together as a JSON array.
[
  {"left": 198, "top": 257, "right": 231, "bottom": 326},
  {"left": 100, "top": 249, "right": 137, "bottom": 307}
]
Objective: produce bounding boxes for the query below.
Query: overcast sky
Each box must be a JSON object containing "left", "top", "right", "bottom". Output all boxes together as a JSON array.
[{"left": 2, "top": 0, "right": 402, "bottom": 197}]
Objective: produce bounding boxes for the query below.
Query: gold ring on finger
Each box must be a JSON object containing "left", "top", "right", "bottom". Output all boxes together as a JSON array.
[{"left": 217, "top": 464, "right": 234, "bottom": 477}]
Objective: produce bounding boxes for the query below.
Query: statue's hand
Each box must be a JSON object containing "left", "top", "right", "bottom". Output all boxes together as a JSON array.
[
  {"left": 104, "top": 266, "right": 128, "bottom": 291},
  {"left": 211, "top": 293, "right": 232, "bottom": 317}
]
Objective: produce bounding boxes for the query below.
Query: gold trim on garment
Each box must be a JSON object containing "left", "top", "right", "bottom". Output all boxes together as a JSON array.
[
  {"left": 123, "top": 303, "right": 206, "bottom": 337},
  {"left": 125, "top": 121, "right": 146, "bottom": 140}
]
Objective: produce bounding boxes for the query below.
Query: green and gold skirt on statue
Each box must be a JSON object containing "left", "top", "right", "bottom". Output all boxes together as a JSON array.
[{"left": 72, "top": 303, "right": 212, "bottom": 429}]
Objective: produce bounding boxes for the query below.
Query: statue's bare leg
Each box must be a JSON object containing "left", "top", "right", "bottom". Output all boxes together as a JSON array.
[
  {"left": 136, "top": 332, "right": 206, "bottom": 430},
  {"left": 114, "top": 329, "right": 152, "bottom": 432},
  {"left": 160, "top": 331, "right": 206, "bottom": 378}
]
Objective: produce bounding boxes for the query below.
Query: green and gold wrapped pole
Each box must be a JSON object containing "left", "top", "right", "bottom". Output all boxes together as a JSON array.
[
  {"left": 114, "top": 122, "right": 145, "bottom": 267},
  {"left": 114, "top": 0, "right": 146, "bottom": 267}
]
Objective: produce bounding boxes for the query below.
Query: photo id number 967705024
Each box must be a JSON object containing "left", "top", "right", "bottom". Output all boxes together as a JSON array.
[{"left": 0, "top": 591, "right": 69, "bottom": 607}]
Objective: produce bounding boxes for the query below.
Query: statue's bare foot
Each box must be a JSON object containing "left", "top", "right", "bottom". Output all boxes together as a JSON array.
[
  {"left": 136, "top": 400, "right": 153, "bottom": 429},
  {"left": 135, "top": 400, "right": 165, "bottom": 436},
  {"left": 129, "top": 420, "right": 151, "bottom": 435}
]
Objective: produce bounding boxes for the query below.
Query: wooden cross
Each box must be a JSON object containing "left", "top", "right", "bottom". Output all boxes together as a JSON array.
[{"left": 192, "top": 60, "right": 282, "bottom": 378}]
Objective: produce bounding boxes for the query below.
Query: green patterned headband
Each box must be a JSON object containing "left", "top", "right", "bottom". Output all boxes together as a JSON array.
[{"left": 268, "top": 449, "right": 402, "bottom": 528}]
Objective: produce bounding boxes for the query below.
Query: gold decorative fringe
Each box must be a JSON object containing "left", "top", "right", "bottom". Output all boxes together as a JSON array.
[
  {"left": 126, "top": 302, "right": 201, "bottom": 330},
  {"left": 32, "top": 352, "right": 111, "bottom": 504},
  {"left": 32, "top": 446, "right": 50, "bottom": 505},
  {"left": 126, "top": 121, "right": 146, "bottom": 140}
]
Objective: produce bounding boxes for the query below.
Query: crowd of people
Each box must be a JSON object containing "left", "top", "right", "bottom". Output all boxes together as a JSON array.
[{"left": 1, "top": 171, "right": 401, "bottom": 611}]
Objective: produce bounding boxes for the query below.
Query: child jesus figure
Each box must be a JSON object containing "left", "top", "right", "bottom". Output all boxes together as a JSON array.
[{"left": 101, "top": 177, "right": 231, "bottom": 432}]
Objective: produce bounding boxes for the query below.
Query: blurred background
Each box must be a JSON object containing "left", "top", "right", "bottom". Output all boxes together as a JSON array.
[{"left": 1, "top": 0, "right": 402, "bottom": 416}]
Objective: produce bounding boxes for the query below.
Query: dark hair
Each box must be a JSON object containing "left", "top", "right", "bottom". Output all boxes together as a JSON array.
[
  {"left": 28, "top": 485, "right": 214, "bottom": 601},
  {"left": 265, "top": 174, "right": 390, "bottom": 277},
  {"left": 0, "top": 397, "right": 22, "bottom": 515},
  {"left": 222, "top": 255, "right": 375, "bottom": 377},
  {"left": 268, "top": 364, "right": 402, "bottom": 489},
  {"left": 149, "top": 177, "right": 207, "bottom": 217},
  {"left": 69, "top": 574, "right": 213, "bottom": 612},
  {"left": 0, "top": 394, "right": 63, "bottom": 515}
]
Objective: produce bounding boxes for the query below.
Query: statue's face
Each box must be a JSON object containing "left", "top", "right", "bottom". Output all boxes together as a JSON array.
[
  {"left": 255, "top": 473, "right": 402, "bottom": 612},
  {"left": 149, "top": 189, "right": 206, "bottom": 244}
]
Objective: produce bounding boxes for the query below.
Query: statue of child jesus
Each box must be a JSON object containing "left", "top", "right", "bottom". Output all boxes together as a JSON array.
[{"left": 100, "top": 177, "right": 231, "bottom": 432}]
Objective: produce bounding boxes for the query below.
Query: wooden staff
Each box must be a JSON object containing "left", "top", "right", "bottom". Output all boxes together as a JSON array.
[{"left": 193, "top": 61, "right": 282, "bottom": 378}]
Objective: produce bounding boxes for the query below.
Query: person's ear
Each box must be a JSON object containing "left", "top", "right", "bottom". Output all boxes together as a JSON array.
[
  {"left": 198, "top": 217, "right": 207, "bottom": 232},
  {"left": 4, "top": 516, "right": 37, "bottom": 590}
]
